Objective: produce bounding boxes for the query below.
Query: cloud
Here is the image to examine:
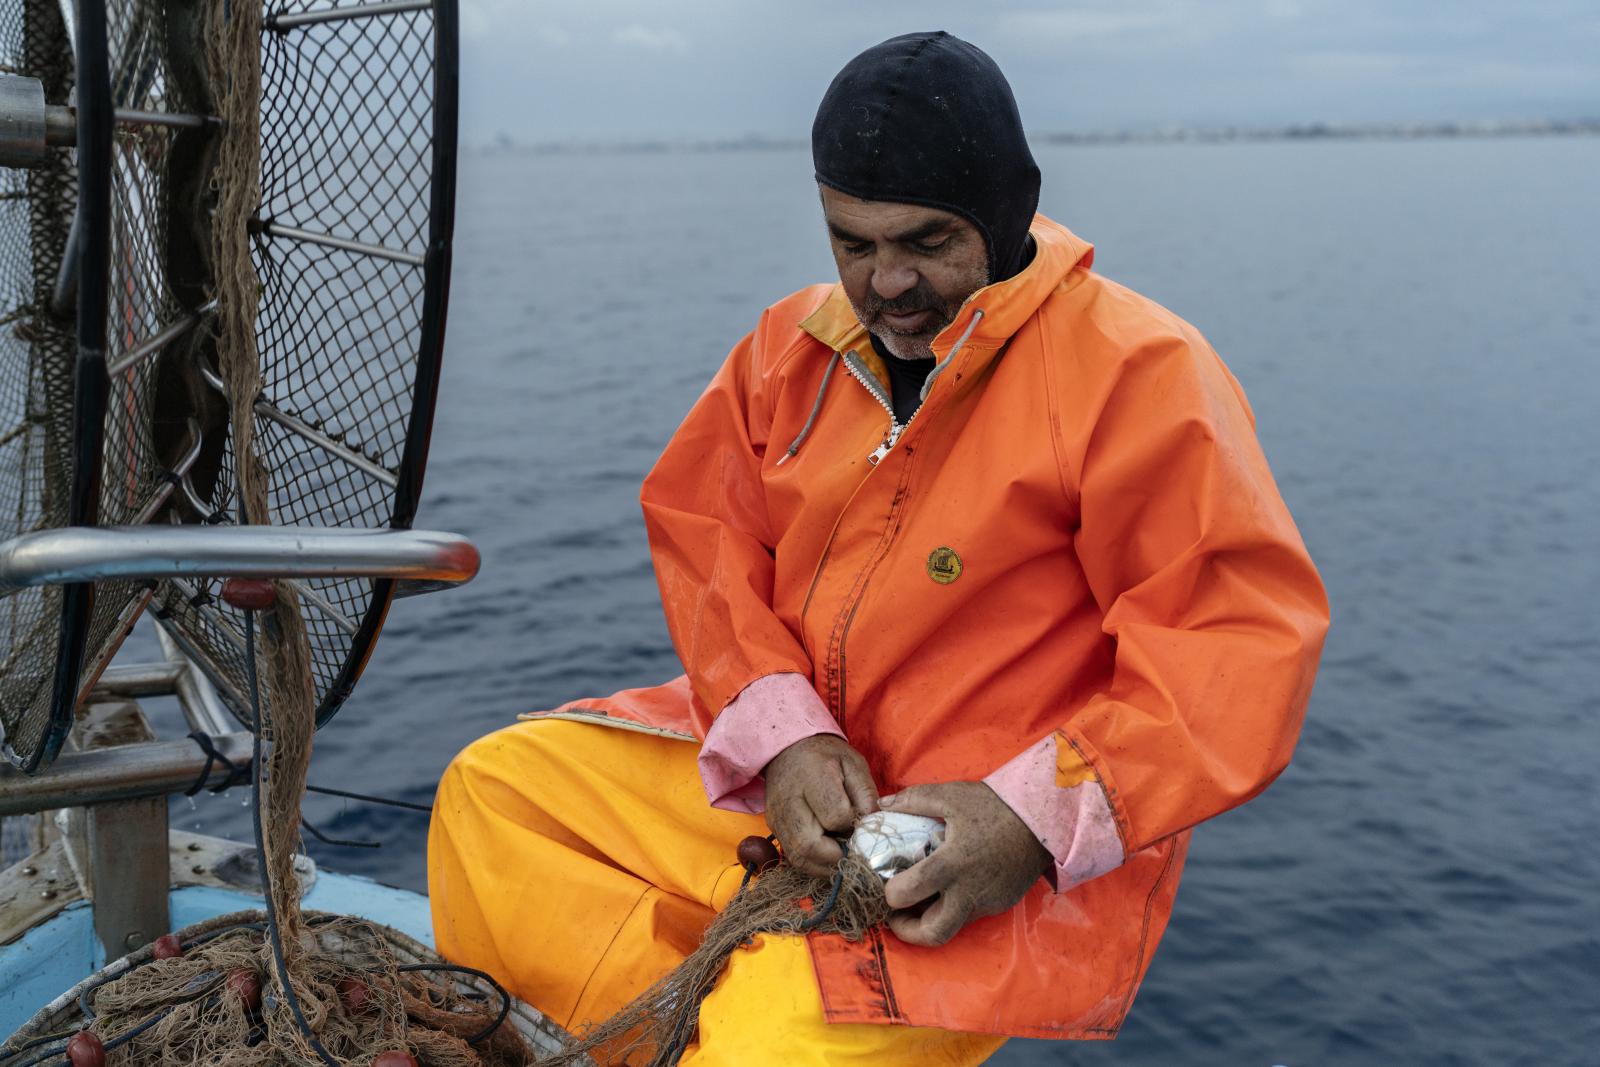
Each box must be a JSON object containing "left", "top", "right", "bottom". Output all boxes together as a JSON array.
[
  {"left": 459, "top": 2, "right": 490, "bottom": 41},
  {"left": 989, "top": 3, "right": 1230, "bottom": 53},
  {"left": 1295, "top": 49, "right": 1596, "bottom": 91},
  {"left": 460, "top": 0, "right": 571, "bottom": 45},
  {"left": 994, "top": 9, "right": 1164, "bottom": 42},
  {"left": 612, "top": 24, "right": 691, "bottom": 53}
]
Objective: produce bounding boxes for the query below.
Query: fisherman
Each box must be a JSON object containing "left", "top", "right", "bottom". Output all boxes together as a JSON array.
[{"left": 430, "top": 31, "right": 1328, "bottom": 1064}]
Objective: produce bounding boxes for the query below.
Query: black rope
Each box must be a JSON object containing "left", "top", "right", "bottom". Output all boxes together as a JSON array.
[
  {"left": 99, "top": 1004, "right": 178, "bottom": 1053},
  {"left": 394, "top": 963, "right": 513, "bottom": 1044},
  {"left": 184, "top": 735, "right": 432, "bottom": 825},
  {"left": 304, "top": 783, "right": 432, "bottom": 813},
  {"left": 243, "top": 609, "right": 341, "bottom": 1067},
  {"left": 0, "top": 1030, "right": 74, "bottom": 1065},
  {"left": 185, "top": 730, "right": 251, "bottom": 796},
  {"left": 5, "top": 1041, "right": 72, "bottom": 1067},
  {"left": 299, "top": 816, "right": 381, "bottom": 850},
  {"left": 798, "top": 867, "right": 847, "bottom": 933},
  {"left": 657, "top": 992, "right": 705, "bottom": 1067}
]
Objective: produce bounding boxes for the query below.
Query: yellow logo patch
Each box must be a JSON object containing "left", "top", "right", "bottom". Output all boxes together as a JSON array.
[{"left": 926, "top": 546, "right": 962, "bottom": 584}]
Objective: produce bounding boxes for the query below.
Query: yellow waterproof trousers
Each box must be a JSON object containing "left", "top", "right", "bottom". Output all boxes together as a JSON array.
[{"left": 428, "top": 719, "right": 1006, "bottom": 1065}]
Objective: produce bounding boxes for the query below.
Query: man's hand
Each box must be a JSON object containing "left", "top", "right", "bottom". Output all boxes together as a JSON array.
[
  {"left": 880, "top": 782, "right": 1052, "bottom": 947},
  {"left": 763, "top": 735, "right": 879, "bottom": 877}
]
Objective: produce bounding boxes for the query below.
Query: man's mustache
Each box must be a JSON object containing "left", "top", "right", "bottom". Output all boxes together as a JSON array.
[{"left": 864, "top": 285, "right": 947, "bottom": 321}]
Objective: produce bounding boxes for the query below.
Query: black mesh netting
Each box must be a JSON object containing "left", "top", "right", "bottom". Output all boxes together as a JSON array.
[
  {"left": 0, "top": 0, "right": 90, "bottom": 770},
  {"left": 0, "top": 0, "right": 453, "bottom": 767},
  {"left": 152, "top": 0, "right": 451, "bottom": 735}
]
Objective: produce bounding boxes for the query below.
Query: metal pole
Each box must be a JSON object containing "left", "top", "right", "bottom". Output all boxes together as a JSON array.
[
  {"left": 113, "top": 107, "right": 213, "bottom": 130},
  {"left": 197, "top": 364, "right": 399, "bottom": 488},
  {"left": 0, "top": 733, "right": 253, "bottom": 816},
  {"left": 104, "top": 301, "right": 215, "bottom": 377},
  {"left": 268, "top": 0, "right": 432, "bottom": 31},
  {"left": 255, "top": 219, "right": 426, "bottom": 266},
  {"left": 0, "top": 525, "right": 480, "bottom": 588},
  {"left": 158, "top": 625, "right": 236, "bottom": 737}
]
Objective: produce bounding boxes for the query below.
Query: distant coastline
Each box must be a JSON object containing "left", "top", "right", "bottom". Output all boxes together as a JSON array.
[{"left": 470, "top": 118, "right": 1600, "bottom": 155}]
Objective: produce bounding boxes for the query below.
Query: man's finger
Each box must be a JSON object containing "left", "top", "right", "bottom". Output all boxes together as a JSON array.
[
  {"left": 879, "top": 783, "right": 951, "bottom": 819},
  {"left": 805, "top": 772, "right": 856, "bottom": 833},
  {"left": 791, "top": 833, "right": 844, "bottom": 877},
  {"left": 783, "top": 803, "right": 842, "bottom": 877},
  {"left": 838, "top": 755, "right": 880, "bottom": 816},
  {"left": 882, "top": 848, "right": 956, "bottom": 910},
  {"left": 887, "top": 892, "right": 970, "bottom": 947}
]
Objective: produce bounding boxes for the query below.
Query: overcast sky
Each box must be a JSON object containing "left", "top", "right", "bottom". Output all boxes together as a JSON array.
[{"left": 455, "top": 0, "right": 1599, "bottom": 144}]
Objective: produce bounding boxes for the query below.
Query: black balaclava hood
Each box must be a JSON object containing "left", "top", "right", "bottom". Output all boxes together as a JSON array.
[{"left": 812, "top": 31, "right": 1041, "bottom": 283}]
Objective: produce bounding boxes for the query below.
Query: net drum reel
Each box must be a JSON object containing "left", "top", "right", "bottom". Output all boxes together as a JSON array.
[{"left": 0, "top": 0, "right": 464, "bottom": 773}]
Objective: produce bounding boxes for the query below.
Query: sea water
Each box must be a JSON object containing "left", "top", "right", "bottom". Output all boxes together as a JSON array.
[{"left": 169, "top": 136, "right": 1600, "bottom": 1065}]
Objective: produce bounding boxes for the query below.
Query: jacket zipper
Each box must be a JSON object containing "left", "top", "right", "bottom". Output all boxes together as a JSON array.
[
  {"left": 826, "top": 349, "right": 929, "bottom": 724},
  {"left": 841, "top": 350, "right": 919, "bottom": 465},
  {"left": 810, "top": 313, "right": 986, "bottom": 723}
]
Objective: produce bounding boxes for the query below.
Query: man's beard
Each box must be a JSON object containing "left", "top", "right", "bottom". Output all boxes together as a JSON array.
[{"left": 848, "top": 275, "right": 985, "bottom": 361}]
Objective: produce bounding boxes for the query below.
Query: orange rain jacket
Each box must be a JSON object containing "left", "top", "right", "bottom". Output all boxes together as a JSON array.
[{"left": 539, "top": 215, "right": 1329, "bottom": 1039}]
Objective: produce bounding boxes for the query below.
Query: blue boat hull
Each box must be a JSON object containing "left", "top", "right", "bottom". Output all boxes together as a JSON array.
[{"left": 1, "top": 874, "right": 433, "bottom": 1038}]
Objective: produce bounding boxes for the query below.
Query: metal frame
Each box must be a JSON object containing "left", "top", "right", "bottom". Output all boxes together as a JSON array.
[
  {"left": 0, "top": 73, "right": 215, "bottom": 166},
  {"left": 0, "top": 731, "right": 253, "bottom": 815},
  {"left": 40, "top": 0, "right": 115, "bottom": 774},
  {"left": 196, "top": 363, "right": 399, "bottom": 488},
  {"left": 104, "top": 299, "right": 216, "bottom": 377},
  {"left": 0, "top": 634, "right": 257, "bottom": 960},
  {"left": 267, "top": 1, "right": 433, "bottom": 32},
  {"left": 3, "top": 0, "right": 462, "bottom": 770},
  {"left": 307, "top": 0, "right": 458, "bottom": 731},
  {"left": 0, "top": 525, "right": 481, "bottom": 588},
  {"left": 253, "top": 219, "right": 426, "bottom": 266}
]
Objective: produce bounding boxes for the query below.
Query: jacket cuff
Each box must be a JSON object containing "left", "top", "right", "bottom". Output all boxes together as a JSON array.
[
  {"left": 698, "top": 673, "right": 845, "bottom": 814},
  {"left": 983, "top": 735, "right": 1126, "bottom": 892}
]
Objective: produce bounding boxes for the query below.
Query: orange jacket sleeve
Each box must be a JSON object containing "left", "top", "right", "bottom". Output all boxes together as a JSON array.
[
  {"left": 640, "top": 314, "right": 812, "bottom": 738},
  {"left": 1057, "top": 327, "right": 1330, "bottom": 856}
]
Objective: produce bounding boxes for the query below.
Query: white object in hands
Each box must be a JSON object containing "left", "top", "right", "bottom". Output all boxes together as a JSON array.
[{"left": 848, "top": 810, "right": 946, "bottom": 882}]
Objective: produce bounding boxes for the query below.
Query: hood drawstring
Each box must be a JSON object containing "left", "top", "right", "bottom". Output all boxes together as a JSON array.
[
  {"left": 920, "top": 308, "right": 984, "bottom": 403},
  {"left": 775, "top": 351, "right": 840, "bottom": 467},
  {"left": 775, "top": 307, "right": 985, "bottom": 467}
]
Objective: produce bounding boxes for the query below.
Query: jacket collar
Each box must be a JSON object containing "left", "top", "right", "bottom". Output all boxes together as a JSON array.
[{"left": 799, "top": 213, "right": 1094, "bottom": 356}]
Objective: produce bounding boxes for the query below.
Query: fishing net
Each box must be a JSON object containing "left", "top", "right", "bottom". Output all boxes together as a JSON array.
[
  {"left": 2, "top": 851, "right": 891, "bottom": 1067},
  {"left": 2, "top": 910, "right": 559, "bottom": 1065},
  {"left": 0, "top": 0, "right": 456, "bottom": 772},
  {"left": 151, "top": 0, "right": 457, "bottom": 740},
  {"left": 0, "top": 0, "right": 92, "bottom": 770},
  {"left": 550, "top": 856, "right": 889, "bottom": 1067}
]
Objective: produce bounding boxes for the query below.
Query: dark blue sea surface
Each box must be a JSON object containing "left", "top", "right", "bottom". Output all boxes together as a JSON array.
[{"left": 160, "top": 136, "right": 1600, "bottom": 1065}]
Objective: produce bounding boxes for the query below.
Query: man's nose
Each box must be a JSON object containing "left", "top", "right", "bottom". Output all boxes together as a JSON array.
[{"left": 871, "top": 260, "right": 919, "bottom": 301}]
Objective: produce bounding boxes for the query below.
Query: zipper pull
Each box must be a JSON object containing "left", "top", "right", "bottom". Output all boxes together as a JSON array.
[{"left": 868, "top": 423, "right": 903, "bottom": 465}]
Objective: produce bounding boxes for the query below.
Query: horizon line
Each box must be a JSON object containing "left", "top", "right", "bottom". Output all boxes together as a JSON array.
[{"left": 468, "top": 117, "right": 1600, "bottom": 154}]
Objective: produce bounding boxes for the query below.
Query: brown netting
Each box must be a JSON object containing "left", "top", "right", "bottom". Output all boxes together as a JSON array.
[
  {"left": 149, "top": 0, "right": 449, "bottom": 735},
  {"left": 2, "top": 857, "right": 893, "bottom": 1066},
  {"left": 548, "top": 857, "right": 890, "bottom": 1067},
  {"left": 0, "top": 0, "right": 85, "bottom": 768},
  {"left": 82, "top": 917, "right": 533, "bottom": 1066}
]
